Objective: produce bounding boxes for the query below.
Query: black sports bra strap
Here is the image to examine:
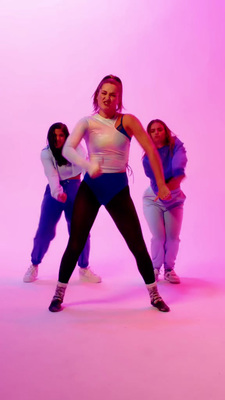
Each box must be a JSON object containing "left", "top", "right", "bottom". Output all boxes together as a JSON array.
[
  {"left": 115, "top": 114, "right": 131, "bottom": 141},
  {"left": 116, "top": 114, "right": 124, "bottom": 130}
]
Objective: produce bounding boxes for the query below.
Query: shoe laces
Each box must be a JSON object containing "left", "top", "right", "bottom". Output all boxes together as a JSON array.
[
  {"left": 24, "top": 265, "right": 37, "bottom": 277},
  {"left": 149, "top": 287, "right": 162, "bottom": 304},
  {"left": 28, "top": 265, "right": 36, "bottom": 272},
  {"left": 83, "top": 268, "right": 96, "bottom": 277},
  {"left": 165, "top": 270, "right": 176, "bottom": 278},
  {"left": 54, "top": 286, "right": 66, "bottom": 301}
]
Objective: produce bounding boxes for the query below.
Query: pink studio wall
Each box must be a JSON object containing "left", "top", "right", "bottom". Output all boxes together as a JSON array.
[{"left": 1, "top": 0, "right": 224, "bottom": 279}]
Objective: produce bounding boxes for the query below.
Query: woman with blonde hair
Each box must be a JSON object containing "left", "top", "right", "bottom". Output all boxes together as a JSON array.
[{"left": 49, "top": 76, "right": 171, "bottom": 313}]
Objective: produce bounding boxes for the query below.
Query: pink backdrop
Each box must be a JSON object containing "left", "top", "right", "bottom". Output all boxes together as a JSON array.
[{"left": 1, "top": 0, "right": 224, "bottom": 277}]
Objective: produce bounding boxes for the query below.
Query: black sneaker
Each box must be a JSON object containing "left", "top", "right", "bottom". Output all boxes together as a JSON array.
[
  {"left": 49, "top": 284, "right": 66, "bottom": 312},
  {"left": 49, "top": 298, "right": 63, "bottom": 312},
  {"left": 149, "top": 286, "right": 170, "bottom": 312},
  {"left": 151, "top": 298, "right": 170, "bottom": 312}
]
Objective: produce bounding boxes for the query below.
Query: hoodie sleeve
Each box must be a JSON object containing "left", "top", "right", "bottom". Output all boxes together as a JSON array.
[
  {"left": 142, "top": 154, "right": 155, "bottom": 180},
  {"left": 172, "top": 138, "right": 188, "bottom": 177},
  {"left": 41, "top": 148, "right": 63, "bottom": 200}
]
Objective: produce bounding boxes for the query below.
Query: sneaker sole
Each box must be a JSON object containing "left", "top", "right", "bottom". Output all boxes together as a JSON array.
[
  {"left": 164, "top": 277, "right": 180, "bottom": 284},
  {"left": 79, "top": 275, "right": 101, "bottom": 283},
  {"left": 23, "top": 277, "right": 37, "bottom": 283},
  {"left": 49, "top": 301, "right": 63, "bottom": 312},
  {"left": 151, "top": 301, "right": 170, "bottom": 312}
]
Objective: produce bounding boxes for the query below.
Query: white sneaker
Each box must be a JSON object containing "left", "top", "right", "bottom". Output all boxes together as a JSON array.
[
  {"left": 23, "top": 265, "right": 38, "bottom": 283},
  {"left": 79, "top": 267, "right": 101, "bottom": 283},
  {"left": 164, "top": 269, "right": 180, "bottom": 284},
  {"left": 154, "top": 269, "right": 160, "bottom": 282}
]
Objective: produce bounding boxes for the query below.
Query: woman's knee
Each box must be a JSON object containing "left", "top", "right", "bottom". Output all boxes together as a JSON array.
[{"left": 151, "top": 236, "right": 165, "bottom": 246}]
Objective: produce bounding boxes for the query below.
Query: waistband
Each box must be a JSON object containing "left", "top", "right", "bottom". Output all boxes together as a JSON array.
[{"left": 62, "top": 173, "right": 81, "bottom": 181}]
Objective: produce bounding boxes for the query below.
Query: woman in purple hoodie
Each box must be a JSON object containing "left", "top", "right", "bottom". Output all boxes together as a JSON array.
[{"left": 143, "top": 119, "right": 187, "bottom": 284}]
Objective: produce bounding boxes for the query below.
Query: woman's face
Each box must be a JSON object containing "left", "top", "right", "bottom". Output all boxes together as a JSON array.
[
  {"left": 97, "top": 83, "right": 120, "bottom": 117},
  {"left": 53, "top": 129, "right": 66, "bottom": 149},
  {"left": 149, "top": 122, "right": 167, "bottom": 148}
]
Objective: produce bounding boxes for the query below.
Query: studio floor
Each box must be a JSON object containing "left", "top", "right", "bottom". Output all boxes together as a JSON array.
[{"left": 1, "top": 253, "right": 225, "bottom": 400}]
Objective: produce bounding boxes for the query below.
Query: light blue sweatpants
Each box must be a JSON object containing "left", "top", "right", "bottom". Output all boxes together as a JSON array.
[{"left": 143, "top": 187, "right": 186, "bottom": 271}]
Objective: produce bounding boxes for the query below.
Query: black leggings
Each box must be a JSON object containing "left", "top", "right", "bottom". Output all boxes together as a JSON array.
[{"left": 58, "top": 181, "right": 155, "bottom": 284}]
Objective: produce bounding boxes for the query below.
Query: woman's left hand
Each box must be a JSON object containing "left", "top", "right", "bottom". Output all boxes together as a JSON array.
[{"left": 155, "top": 185, "right": 171, "bottom": 201}]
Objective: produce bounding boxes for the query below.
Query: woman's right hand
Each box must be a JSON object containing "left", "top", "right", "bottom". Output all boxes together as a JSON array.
[
  {"left": 57, "top": 192, "right": 67, "bottom": 203},
  {"left": 88, "top": 161, "right": 102, "bottom": 178},
  {"left": 154, "top": 184, "right": 171, "bottom": 201}
]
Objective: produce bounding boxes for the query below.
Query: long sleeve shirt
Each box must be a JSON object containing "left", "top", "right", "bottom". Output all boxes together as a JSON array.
[{"left": 40, "top": 144, "right": 86, "bottom": 199}]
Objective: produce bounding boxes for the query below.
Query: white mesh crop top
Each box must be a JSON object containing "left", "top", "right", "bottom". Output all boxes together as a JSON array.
[{"left": 84, "top": 113, "right": 131, "bottom": 173}]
